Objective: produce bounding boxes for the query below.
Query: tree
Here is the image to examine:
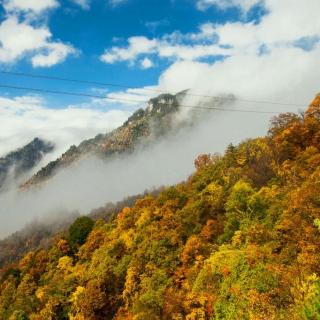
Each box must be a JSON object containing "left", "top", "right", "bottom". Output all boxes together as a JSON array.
[{"left": 68, "top": 216, "right": 95, "bottom": 250}]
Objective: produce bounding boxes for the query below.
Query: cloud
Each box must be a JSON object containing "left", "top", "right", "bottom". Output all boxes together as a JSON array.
[
  {"left": 0, "top": 1, "right": 78, "bottom": 67},
  {"left": 158, "top": 42, "right": 230, "bottom": 60},
  {"left": 2, "top": 0, "right": 320, "bottom": 238},
  {"left": 0, "top": 95, "right": 132, "bottom": 160},
  {"left": 100, "top": 0, "right": 320, "bottom": 107},
  {"left": 100, "top": 27, "right": 229, "bottom": 66},
  {"left": 140, "top": 57, "right": 154, "bottom": 69},
  {"left": 3, "top": 0, "right": 59, "bottom": 13},
  {"left": 109, "top": 0, "right": 128, "bottom": 7},
  {"left": 0, "top": 16, "right": 77, "bottom": 67},
  {"left": 145, "top": 19, "right": 170, "bottom": 33},
  {"left": 70, "top": 0, "right": 90, "bottom": 10},
  {"left": 100, "top": 0, "right": 320, "bottom": 70},
  {"left": 104, "top": 85, "right": 158, "bottom": 106},
  {"left": 31, "top": 42, "right": 78, "bottom": 67},
  {"left": 158, "top": 46, "right": 320, "bottom": 107},
  {"left": 154, "top": 0, "right": 320, "bottom": 102},
  {"left": 101, "top": 36, "right": 157, "bottom": 63},
  {"left": 0, "top": 100, "right": 273, "bottom": 238},
  {"left": 212, "top": 1, "right": 320, "bottom": 51},
  {"left": 196, "top": 0, "right": 261, "bottom": 13}
]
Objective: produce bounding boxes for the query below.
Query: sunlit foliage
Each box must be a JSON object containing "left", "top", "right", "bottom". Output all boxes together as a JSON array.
[{"left": 1, "top": 96, "right": 320, "bottom": 319}]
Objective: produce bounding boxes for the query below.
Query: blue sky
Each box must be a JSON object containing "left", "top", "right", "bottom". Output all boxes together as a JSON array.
[
  {"left": 1, "top": 0, "right": 320, "bottom": 157},
  {"left": 0, "top": 0, "right": 266, "bottom": 106},
  {"left": 2, "top": 0, "right": 320, "bottom": 238}
]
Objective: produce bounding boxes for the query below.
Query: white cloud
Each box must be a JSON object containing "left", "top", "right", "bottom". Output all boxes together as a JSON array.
[
  {"left": 0, "top": 95, "right": 132, "bottom": 159},
  {"left": 71, "top": 0, "right": 90, "bottom": 10},
  {"left": 1, "top": 0, "right": 320, "bottom": 238},
  {"left": 0, "top": 16, "right": 77, "bottom": 67},
  {"left": 0, "top": 96, "right": 272, "bottom": 238},
  {"left": 212, "top": 0, "right": 320, "bottom": 53},
  {"left": 100, "top": 0, "right": 320, "bottom": 70},
  {"left": 101, "top": 36, "right": 157, "bottom": 63},
  {"left": 158, "top": 43, "right": 230, "bottom": 60},
  {"left": 191, "top": 23, "right": 216, "bottom": 40},
  {"left": 3, "top": 0, "right": 59, "bottom": 13},
  {"left": 196, "top": 0, "right": 261, "bottom": 12},
  {"left": 155, "top": 0, "right": 320, "bottom": 104},
  {"left": 141, "top": 57, "right": 154, "bottom": 69},
  {"left": 0, "top": 0, "right": 78, "bottom": 67},
  {"left": 0, "top": 17, "right": 49, "bottom": 62},
  {"left": 105, "top": 85, "right": 158, "bottom": 106},
  {"left": 109, "top": 0, "right": 127, "bottom": 7},
  {"left": 31, "top": 42, "right": 78, "bottom": 67},
  {"left": 158, "top": 45, "right": 320, "bottom": 106},
  {"left": 100, "top": 0, "right": 320, "bottom": 109},
  {"left": 100, "top": 27, "right": 230, "bottom": 67}
]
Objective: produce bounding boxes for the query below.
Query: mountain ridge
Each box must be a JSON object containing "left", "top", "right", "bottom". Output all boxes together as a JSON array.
[
  {"left": 1, "top": 95, "right": 320, "bottom": 319},
  {"left": 0, "top": 138, "right": 54, "bottom": 191},
  {"left": 21, "top": 92, "right": 189, "bottom": 189}
]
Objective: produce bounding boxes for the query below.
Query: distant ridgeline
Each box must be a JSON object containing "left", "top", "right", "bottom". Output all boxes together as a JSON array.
[
  {"left": 20, "top": 91, "right": 195, "bottom": 189},
  {"left": 1, "top": 96, "right": 320, "bottom": 319},
  {"left": 0, "top": 138, "right": 54, "bottom": 191}
]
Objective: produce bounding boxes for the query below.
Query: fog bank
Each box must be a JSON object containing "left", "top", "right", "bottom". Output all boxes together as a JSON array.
[{"left": 0, "top": 102, "right": 283, "bottom": 238}]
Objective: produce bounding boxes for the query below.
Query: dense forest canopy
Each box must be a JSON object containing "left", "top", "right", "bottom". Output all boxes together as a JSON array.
[{"left": 1, "top": 96, "right": 320, "bottom": 319}]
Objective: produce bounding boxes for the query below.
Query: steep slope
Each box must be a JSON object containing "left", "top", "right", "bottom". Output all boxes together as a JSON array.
[
  {"left": 0, "top": 189, "right": 160, "bottom": 269},
  {"left": 21, "top": 92, "right": 189, "bottom": 189},
  {"left": 0, "top": 138, "right": 54, "bottom": 191},
  {"left": 1, "top": 96, "right": 320, "bottom": 319}
]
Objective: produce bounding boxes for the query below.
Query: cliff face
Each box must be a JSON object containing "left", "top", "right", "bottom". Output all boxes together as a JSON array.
[
  {"left": 21, "top": 92, "right": 188, "bottom": 189},
  {"left": 0, "top": 138, "right": 54, "bottom": 190}
]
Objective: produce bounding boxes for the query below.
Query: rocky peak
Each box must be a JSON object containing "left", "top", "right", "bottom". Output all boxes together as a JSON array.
[
  {"left": 0, "top": 138, "right": 54, "bottom": 190},
  {"left": 21, "top": 91, "right": 188, "bottom": 189}
]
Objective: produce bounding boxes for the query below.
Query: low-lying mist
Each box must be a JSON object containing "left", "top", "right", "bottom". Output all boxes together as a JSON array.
[{"left": 0, "top": 101, "right": 290, "bottom": 238}]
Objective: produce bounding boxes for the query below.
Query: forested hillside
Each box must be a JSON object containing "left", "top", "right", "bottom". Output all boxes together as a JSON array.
[
  {"left": 0, "top": 191, "right": 160, "bottom": 269},
  {"left": 1, "top": 96, "right": 320, "bottom": 319}
]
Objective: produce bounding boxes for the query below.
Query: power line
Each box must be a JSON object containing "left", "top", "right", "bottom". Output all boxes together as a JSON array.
[
  {"left": 0, "top": 83, "right": 296, "bottom": 114},
  {"left": 0, "top": 83, "right": 146, "bottom": 104},
  {"left": 0, "top": 70, "right": 307, "bottom": 108}
]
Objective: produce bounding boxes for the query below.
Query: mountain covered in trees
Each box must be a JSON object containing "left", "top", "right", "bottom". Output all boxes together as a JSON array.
[
  {"left": 21, "top": 91, "right": 193, "bottom": 189},
  {"left": 1, "top": 95, "right": 320, "bottom": 319},
  {"left": 0, "top": 90, "right": 224, "bottom": 270},
  {"left": 0, "top": 138, "right": 54, "bottom": 191},
  {"left": 0, "top": 191, "right": 159, "bottom": 270}
]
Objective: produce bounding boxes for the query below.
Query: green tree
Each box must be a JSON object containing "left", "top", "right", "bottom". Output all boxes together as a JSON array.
[{"left": 68, "top": 216, "right": 94, "bottom": 250}]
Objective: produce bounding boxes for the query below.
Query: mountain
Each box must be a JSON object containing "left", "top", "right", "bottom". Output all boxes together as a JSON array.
[
  {"left": 0, "top": 138, "right": 54, "bottom": 190},
  {"left": 0, "top": 90, "right": 226, "bottom": 268},
  {"left": 21, "top": 91, "right": 191, "bottom": 189},
  {"left": 0, "top": 189, "right": 160, "bottom": 269},
  {"left": 1, "top": 96, "right": 320, "bottom": 319}
]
